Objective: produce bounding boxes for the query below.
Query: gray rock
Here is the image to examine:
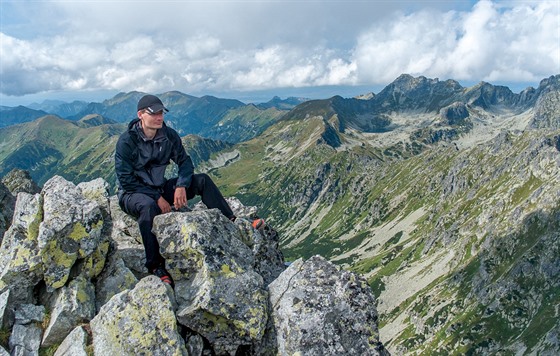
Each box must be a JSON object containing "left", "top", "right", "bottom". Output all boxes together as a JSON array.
[
  {"left": 0, "top": 189, "right": 44, "bottom": 302},
  {"left": 38, "top": 176, "right": 106, "bottom": 290},
  {"left": 14, "top": 304, "right": 44, "bottom": 325},
  {"left": 42, "top": 276, "right": 96, "bottom": 346},
  {"left": 234, "top": 217, "right": 285, "bottom": 286},
  {"left": 77, "top": 178, "right": 110, "bottom": 216},
  {"left": 0, "top": 290, "right": 10, "bottom": 329},
  {"left": 94, "top": 255, "right": 138, "bottom": 312},
  {"left": 226, "top": 197, "right": 258, "bottom": 218},
  {"left": 53, "top": 326, "right": 89, "bottom": 356},
  {"left": 268, "top": 255, "right": 387, "bottom": 356},
  {"left": 0, "top": 345, "right": 8, "bottom": 356},
  {"left": 184, "top": 332, "right": 205, "bottom": 356},
  {"left": 108, "top": 196, "right": 146, "bottom": 276},
  {"left": 90, "top": 275, "right": 186, "bottom": 356},
  {"left": 153, "top": 209, "right": 268, "bottom": 355},
  {"left": 9, "top": 323, "right": 42, "bottom": 356},
  {"left": 9, "top": 304, "right": 45, "bottom": 356}
]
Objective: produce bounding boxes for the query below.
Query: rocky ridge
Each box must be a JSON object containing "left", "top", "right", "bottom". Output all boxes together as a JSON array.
[{"left": 0, "top": 174, "right": 388, "bottom": 355}]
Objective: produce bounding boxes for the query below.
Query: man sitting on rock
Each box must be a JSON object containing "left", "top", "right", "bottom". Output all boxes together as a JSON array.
[{"left": 115, "top": 94, "right": 236, "bottom": 288}]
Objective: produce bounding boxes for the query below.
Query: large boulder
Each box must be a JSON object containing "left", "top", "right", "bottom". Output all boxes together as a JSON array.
[
  {"left": 41, "top": 276, "right": 96, "bottom": 347},
  {"left": 107, "top": 196, "right": 146, "bottom": 276},
  {"left": 38, "top": 176, "right": 107, "bottom": 290},
  {"left": 153, "top": 209, "right": 269, "bottom": 355},
  {"left": 268, "top": 255, "right": 388, "bottom": 355},
  {"left": 53, "top": 326, "right": 89, "bottom": 356},
  {"left": 0, "top": 176, "right": 111, "bottom": 347},
  {"left": 8, "top": 304, "right": 45, "bottom": 356},
  {"left": 94, "top": 254, "right": 138, "bottom": 313},
  {"left": 0, "top": 290, "right": 10, "bottom": 329},
  {"left": 90, "top": 276, "right": 186, "bottom": 356},
  {"left": 0, "top": 192, "right": 44, "bottom": 304}
]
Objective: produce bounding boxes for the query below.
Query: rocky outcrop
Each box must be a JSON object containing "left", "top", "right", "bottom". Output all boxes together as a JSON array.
[
  {"left": 90, "top": 276, "right": 185, "bottom": 355},
  {"left": 439, "top": 102, "right": 469, "bottom": 126},
  {"left": 0, "top": 182, "right": 15, "bottom": 245},
  {"left": 1, "top": 169, "right": 41, "bottom": 196},
  {"left": 0, "top": 175, "right": 386, "bottom": 355},
  {"left": 268, "top": 256, "right": 388, "bottom": 355}
]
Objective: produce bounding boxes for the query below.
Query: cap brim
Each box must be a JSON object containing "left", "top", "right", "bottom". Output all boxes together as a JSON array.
[{"left": 146, "top": 104, "right": 169, "bottom": 113}]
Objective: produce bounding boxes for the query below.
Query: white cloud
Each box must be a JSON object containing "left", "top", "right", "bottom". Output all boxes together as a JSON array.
[
  {"left": 0, "top": 0, "right": 558, "bottom": 100},
  {"left": 352, "top": 0, "right": 559, "bottom": 84}
]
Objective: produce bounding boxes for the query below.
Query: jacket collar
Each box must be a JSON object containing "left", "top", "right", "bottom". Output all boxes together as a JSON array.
[{"left": 128, "top": 118, "right": 167, "bottom": 142}]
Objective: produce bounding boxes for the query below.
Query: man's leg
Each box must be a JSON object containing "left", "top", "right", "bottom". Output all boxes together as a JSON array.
[
  {"left": 122, "top": 193, "right": 165, "bottom": 271},
  {"left": 187, "top": 173, "right": 235, "bottom": 219}
]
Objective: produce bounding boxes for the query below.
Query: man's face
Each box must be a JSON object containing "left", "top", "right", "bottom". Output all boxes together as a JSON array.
[{"left": 138, "top": 109, "right": 164, "bottom": 130}]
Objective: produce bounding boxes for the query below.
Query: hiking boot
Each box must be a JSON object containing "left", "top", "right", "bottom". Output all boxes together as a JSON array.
[
  {"left": 152, "top": 266, "right": 175, "bottom": 289},
  {"left": 252, "top": 218, "right": 265, "bottom": 230}
]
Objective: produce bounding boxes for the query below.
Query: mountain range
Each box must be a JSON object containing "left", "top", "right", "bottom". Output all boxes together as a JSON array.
[
  {"left": 1, "top": 93, "right": 306, "bottom": 143},
  {"left": 1, "top": 73, "right": 559, "bottom": 354}
]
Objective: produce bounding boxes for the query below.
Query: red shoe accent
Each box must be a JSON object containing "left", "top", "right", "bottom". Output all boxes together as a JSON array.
[{"left": 252, "top": 218, "right": 264, "bottom": 229}]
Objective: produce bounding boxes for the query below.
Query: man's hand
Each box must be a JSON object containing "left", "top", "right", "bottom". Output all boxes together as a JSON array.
[
  {"left": 174, "top": 187, "right": 187, "bottom": 209},
  {"left": 157, "top": 196, "right": 172, "bottom": 214}
]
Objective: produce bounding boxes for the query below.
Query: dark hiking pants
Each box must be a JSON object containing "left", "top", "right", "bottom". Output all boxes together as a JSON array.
[{"left": 120, "top": 173, "right": 235, "bottom": 271}]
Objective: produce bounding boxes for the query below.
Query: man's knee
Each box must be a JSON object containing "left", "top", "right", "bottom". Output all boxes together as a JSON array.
[
  {"left": 193, "top": 173, "right": 210, "bottom": 184},
  {"left": 127, "top": 195, "right": 159, "bottom": 222},
  {"left": 138, "top": 201, "right": 159, "bottom": 219}
]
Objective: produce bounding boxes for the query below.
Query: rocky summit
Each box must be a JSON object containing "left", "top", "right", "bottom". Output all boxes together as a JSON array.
[{"left": 0, "top": 175, "right": 387, "bottom": 355}]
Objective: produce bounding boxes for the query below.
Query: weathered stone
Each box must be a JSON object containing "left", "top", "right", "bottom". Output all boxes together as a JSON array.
[
  {"left": 0, "top": 290, "right": 10, "bottom": 329},
  {"left": 38, "top": 176, "right": 105, "bottom": 290},
  {"left": 77, "top": 178, "right": 110, "bottom": 216},
  {"left": 233, "top": 218, "right": 285, "bottom": 286},
  {"left": 225, "top": 197, "right": 285, "bottom": 286},
  {"left": 108, "top": 196, "right": 146, "bottom": 276},
  {"left": 94, "top": 255, "right": 138, "bottom": 312},
  {"left": 153, "top": 210, "right": 268, "bottom": 355},
  {"left": 53, "top": 325, "right": 89, "bottom": 356},
  {"left": 268, "top": 255, "right": 387, "bottom": 356},
  {"left": 0, "top": 194, "right": 44, "bottom": 304},
  {"left": 9, "top": 323, "right": 42, "bottom": 356},
  {"left": 184, "top": 332, "right": 205, "bottom": 356},
  {"left": 1, "top": 169, "right": 41, "bottom": 196},
  {"left": 0, "top": 345, "right": 8, "bottom": 356},
  {"left": 226, "top": 197, "right": 258, "bottom": 218},
  {"left": 75, "top": 179, "right": 112, "bottom": 281},
  {"left": 14, "top": 304, "right": 44, "bottom": 325},
  {"left": 42, "top": 276, "right": 96, "bottom": 346},
  {"left": 90, "top": 276, "right": 186, "bottom": 356},
  {"left": 9, "top": 304, "right": 45, "bottom": 356}
]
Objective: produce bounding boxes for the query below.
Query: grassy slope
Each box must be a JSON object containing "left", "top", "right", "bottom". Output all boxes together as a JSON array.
[
  {"left": 209, "top": 113, "right": 560, "bottom": 354},
  {"left": 0, "top": 116, "right": 123, "bottom": 186}
]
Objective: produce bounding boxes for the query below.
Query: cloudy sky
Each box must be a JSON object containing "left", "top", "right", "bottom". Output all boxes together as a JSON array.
[{"left": 0, "top": 0, "right": 558, "bottom": 106}]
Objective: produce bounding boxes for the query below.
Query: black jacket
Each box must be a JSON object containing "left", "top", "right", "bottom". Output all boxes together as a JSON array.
[{"left": 115, "top": 119, "right": 194, "bottom": 201}]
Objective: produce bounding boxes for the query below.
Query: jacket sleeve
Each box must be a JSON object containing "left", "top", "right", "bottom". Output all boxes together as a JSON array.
[
  {"left": 169, "top": 130, "right": 194, "bottom": 189},
  {"left": 115, "top": 134, "right": 161, "bottom": 200}
]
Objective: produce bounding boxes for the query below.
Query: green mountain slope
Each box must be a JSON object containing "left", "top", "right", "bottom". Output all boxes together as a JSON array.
[
  {"left": 0, "top": 115, "right": 123, "bottom": 186},
  {"left": 205, "top": 76, "right": 560, "bottom": 354}
]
